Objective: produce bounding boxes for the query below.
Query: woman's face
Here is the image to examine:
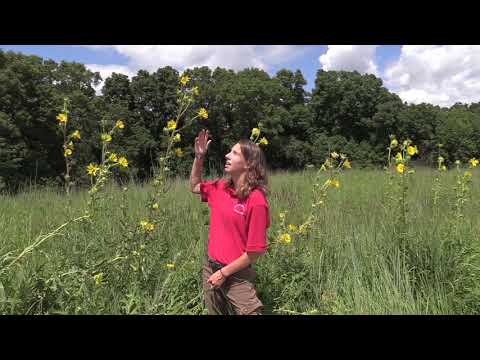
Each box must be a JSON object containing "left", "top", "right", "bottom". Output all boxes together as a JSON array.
[{"left": 224, "top": 143, "right": 248, "bottom": 175}]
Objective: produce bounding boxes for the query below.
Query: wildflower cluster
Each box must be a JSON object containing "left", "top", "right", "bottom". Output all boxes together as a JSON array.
[
  {"left": 385, "top": 136, "right": 420, "bottom": 246},
  {"left": 452, "top": 158, "right": 477, "bottom": 229},
  {"left": 432, "top": 144, "right": 447, "bottom": 207},
  {"left": 105, "top": 72, "right": 209, "bottom": 283},
  {"left": 57, "top": 98, "right": 81, "bottom": 194},
  {"left": 250, "top": 123, "right": 269, "bottom": 146},
  {"left": 259, "top": 150, "right": 351, "bottom": 315},
  {"left": 152, "top": 73, "right": 209, "bottom": 209},
  {"left": 85, "top": 119, "right": 128, "bottom": 216},
  {"left": 274, "top": 151, "right": 351, "bottom": 247}
]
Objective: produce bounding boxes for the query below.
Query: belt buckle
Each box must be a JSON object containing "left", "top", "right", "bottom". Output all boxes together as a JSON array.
[{"left": 208, "top": 258, "right": 223, "bottom": 271}]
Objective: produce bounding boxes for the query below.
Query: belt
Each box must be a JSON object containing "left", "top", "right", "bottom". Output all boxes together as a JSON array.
[
  {"left": 208, "top": 258, "right": 226, "bottom": 271},
  {"left": 207, "top": 257, "right": 251, "bottom": 271}
]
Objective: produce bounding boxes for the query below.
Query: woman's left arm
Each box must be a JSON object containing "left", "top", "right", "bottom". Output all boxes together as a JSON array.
[
  {"left": 221, "top": 252, "right": 262, "bottom": 277},
  {"left": 207, "top": 252, "right": 262, "bottom": 288}
]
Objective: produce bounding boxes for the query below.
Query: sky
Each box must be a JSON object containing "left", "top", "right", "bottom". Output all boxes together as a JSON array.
[{"left": 1, "top": 45, "right": 479, "bottom": 108}]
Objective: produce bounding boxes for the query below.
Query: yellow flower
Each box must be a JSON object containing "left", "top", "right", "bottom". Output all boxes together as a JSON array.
[
  {"left": 71, "top": 130, "right": 81, "bottom": 140},
  {"left": 152, "top": 203, "right": 159, "bottom": 209},
  {"left": 343, "top": 159, "right": 351, "bottom": 169},
  {"left": 198, "top": 108, "right": 208, "bottom": 119},
  {"left": 396, "top": 163, "right": 405, "bottom": 173},
  {"left": 93, "top": 272, "right": 104, "bottom": 286},
  {"left": 57, "top": 113, "right": 68, "bottom": 124},
  {"left": 180, "top": 75, "right": 190, "bottom": 86},
  {"left": 455, "top": 160, "right": 461, "bottom": 165},
  {"left": 64, "top": 148, "right": 73, "bottom": 157},
  {"left": 331, "top": 152, "right": 339, "bottom": 159},
  {"left": 279, "top": 212, "right": 286, "bottom": 219},
  {"left": 115, "top": 120, "right": 125, "bottom": 129},
  {"left": 166, "top": 263, "right": 175, "bottom": 269},
  {"left": 101, "top": 133, "right": 112, "bottom": 142},
  {"left": 280, "top": 233, "right": 292, "bottom": 244},
  {"left": 174, "top": 148, "right": 184, "bottom": 157},
  {"left": 140, "top": 220, "right": 155, "bottom": 232},
  {"left": 67, "top": 141, "right": 74, "bottom": 150},
  {"left": 469, "top": 158, "right": 479, "bottom": 168},
  {"left": 192, "top": 86, "right": 200, "bottom": 96},
  {"left": 440, "top": 165, "right": 447, "bottom": 171},
  {"left": 395, "top": 152, "right": 403, "bottom": 162},
  {"left": 167, "top": 120, "right": 177, "bottom": 131},
  {"left": 390, "top": 139, "right": 398, "bottom": 148},
  {"left": 259, "top": 137, "right": 268, "bottom": 146},
  {"left": 87, "top": 163, "right": 99, "bottom": 176},
  {"left": 251, "top": 128, "right": 261, "bottom": 138},
  {"left": 324, "top": 179, "right": 340, "bottom": 188},
  {"left": 407, "top": 145, "right": 418, "bottom": 156},
  {"left": 173, "top": 133, "right": 181, "bottom": 143},
  {"left": 109, "top": 153, "right": 118, "bottom": 162},
  {"left": 288, "top": 224, "right": 298, "bottom": 233},
  {"left": 118, "top": 157, "right": 128, "bottom": 168},
  {"left": 438, "top": 156, "right": 445, "bottom": 163}
]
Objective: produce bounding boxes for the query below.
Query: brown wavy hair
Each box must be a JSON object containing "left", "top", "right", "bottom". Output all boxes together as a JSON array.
[{"left": 224, "top": 139, "right": 269, "bottom": 200}]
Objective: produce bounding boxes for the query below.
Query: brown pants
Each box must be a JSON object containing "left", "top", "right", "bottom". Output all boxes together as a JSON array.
[{"left": 202, "top": 260, "right": 264, "bottom": 315}]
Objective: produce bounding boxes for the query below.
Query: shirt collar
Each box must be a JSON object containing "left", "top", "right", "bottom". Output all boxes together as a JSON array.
[{"left": 226, "top": 186, "right": 237, "bottom": 197}]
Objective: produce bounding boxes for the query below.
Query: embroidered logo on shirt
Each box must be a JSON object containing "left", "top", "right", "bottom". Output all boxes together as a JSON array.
[{"left": 233, "top": 203, "right": 246, "bottom": 216}]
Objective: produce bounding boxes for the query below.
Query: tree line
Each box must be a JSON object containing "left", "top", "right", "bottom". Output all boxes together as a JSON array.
[{"left": 1, "top": 49, "right": 479, "bottom": 192}]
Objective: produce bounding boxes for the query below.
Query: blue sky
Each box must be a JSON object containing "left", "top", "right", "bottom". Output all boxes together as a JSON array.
[{"left": 1, "top": 45, "right": 478, "bottom": 107}]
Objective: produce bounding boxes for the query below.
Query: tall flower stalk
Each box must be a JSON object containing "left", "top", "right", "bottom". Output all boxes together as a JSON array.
[{"left": 57, "top": 98, "right": 81, "bottom": 195}]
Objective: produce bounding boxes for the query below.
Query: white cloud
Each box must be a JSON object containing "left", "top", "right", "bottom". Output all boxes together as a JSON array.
[
  {"left": 319, "top": 45, "right": 380, "bottom": 76},
  {"left": 384, "top": 45, "right": 480, "bottom": 107},
  {"left": 82, "top": 45, "right": 306, "bottom": 74},
  {"left": 85, "top": 63, "right": 134, "bottom": 95}
]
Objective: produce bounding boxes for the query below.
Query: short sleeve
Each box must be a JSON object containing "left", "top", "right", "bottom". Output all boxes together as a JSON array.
[
  {"left": 246, "top": 205, "right": 270, "bottom": 253},
  {"left": 199, "top": 179, "right": 218, "bottom": 203}
]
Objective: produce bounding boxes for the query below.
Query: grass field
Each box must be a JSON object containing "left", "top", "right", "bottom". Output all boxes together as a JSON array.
[{"left": 1, "top": 167, "right": 479, "bottom": 314}]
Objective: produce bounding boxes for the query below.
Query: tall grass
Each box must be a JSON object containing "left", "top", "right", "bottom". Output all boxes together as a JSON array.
[{"left": 0, "top": 167, "right": 479, "bottom": 314}]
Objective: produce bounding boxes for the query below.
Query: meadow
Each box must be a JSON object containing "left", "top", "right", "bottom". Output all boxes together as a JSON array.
[
  {"left": 1, "top": 166, "right": 479, "bottom": 315},
  {"left": 1, "top": 75, "right": 479, "bottom": 315}
]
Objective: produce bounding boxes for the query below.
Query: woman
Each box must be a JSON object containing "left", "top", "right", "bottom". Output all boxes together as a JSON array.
[{"left": 190, "top": 129, "right": 270, "bottom": 315}]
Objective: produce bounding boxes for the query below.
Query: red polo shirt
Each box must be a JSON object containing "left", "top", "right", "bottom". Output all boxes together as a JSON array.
[{"left": 200, "top": 178, "right": 270, "bottom": 265}]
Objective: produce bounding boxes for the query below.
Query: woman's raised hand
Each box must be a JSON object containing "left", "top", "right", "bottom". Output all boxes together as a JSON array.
[{"left": 195, "top": 129, "right": 212, "bottom": 157}]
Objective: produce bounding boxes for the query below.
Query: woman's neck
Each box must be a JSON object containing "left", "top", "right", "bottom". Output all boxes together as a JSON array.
[{"left": 231, "top": 172, "right": 247, "bottom": 192}]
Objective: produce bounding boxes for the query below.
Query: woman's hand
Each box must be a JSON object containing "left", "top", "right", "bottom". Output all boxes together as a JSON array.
[
  {"left": 207, "top": 270, "right": 226, "bottom": 289},
  {"left": 195, "top": 129, "right": 212, "bottom": 157}
]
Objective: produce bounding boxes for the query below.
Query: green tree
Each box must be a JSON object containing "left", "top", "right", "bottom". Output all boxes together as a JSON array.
[
  {"left": 0, "top": 111, "right": 29, "bottom": 191},
  {"left": 310, "top": 70, "right": 385, "bottom": 142},
  {"left": 436, "top": 105, "right": 478, "bottom": 163}
]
